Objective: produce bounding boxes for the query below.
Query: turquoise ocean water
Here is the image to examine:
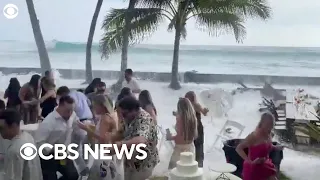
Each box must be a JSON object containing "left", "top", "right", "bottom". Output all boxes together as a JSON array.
[{"left": 1, "top": 40, "right": 320, "bottom": 76}]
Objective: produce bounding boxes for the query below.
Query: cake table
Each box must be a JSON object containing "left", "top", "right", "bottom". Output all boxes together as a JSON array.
[{"left": 209, "top": 163, "right": 237, "bottom": 180}]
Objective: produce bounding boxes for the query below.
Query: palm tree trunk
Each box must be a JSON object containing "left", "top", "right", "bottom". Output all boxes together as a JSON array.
[
  {"left": 85, "top": 0, "right": 103, "bottom": 83},
  {"left": 25, "top": 0, "right": 51, "bottom": 75},
  {"left": 169, "top": 26, "right": 182, "bottom": 90},
  {"left": 112, "top": 0, "right": 136, "bottom": 92}
]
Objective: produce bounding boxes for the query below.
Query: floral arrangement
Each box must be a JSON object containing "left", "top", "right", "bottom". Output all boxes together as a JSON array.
[{"left": 294, "top": 89, "right": 306, "bottom": 104}]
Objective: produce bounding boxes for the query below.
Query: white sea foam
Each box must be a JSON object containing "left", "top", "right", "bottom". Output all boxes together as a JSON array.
[{"left": 1, "top": 72, "right": 320, "bottom": 180}]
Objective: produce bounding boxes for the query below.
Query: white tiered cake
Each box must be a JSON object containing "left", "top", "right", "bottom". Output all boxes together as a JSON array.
[{"left": 169, "top": 152, "right": 203, "bottom": 180}]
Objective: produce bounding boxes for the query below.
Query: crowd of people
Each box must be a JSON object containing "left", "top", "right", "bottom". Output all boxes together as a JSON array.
[{"left": 0, "top": 68, "right": 281, "bottom": 180}]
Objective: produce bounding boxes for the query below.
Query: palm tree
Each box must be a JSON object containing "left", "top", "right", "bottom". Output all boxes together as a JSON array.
[
  {"left": 100, "top": 0, "right": 165, "bottom": 92},
  {"left": 25, "top": 0, "right": 51, "bottom": 75},
  {"left": 100, "top": 0, "right": 271, "bottom": 90},
  {"left": 85, "top": 0, "right": 104, "bottom": 83},
  {"left": 100, "top": 0, "right": 135, "bottom": 91}
]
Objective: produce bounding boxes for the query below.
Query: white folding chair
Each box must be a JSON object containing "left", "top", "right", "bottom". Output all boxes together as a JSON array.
[
  {"left": 208, "top": 120, "right": 245, "bottom": 152},
  {"left": 199, "top": 89, "right": 233, "bottom": 119}
]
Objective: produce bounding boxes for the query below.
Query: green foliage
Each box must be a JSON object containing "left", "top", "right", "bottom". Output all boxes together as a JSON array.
[
  {"left": 294, "top": 122, "right": 320, "bottom": 142},
  {"left": 100, "top": 8, "right": 165, "bottom": 59},
  {"left": 100, "top": 0, "right": 272, "bottom": 58},
  {"left": 279, "top": 172, "right": 292, "bottom": 180}
]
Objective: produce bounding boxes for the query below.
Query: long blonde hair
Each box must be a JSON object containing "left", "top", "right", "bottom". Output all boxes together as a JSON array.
[
  {"left": 177, "top": 98, "right": 198, "bottom": 141},
  {"left": 257, "top": 112, "right": 275, "bottom": 128},
  {"left": 92, "top": 94, "right": 114, "bottom": 114}
]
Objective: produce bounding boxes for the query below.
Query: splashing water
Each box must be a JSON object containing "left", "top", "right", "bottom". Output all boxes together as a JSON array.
[{"left": 0, "top": 72, "right": 320, "bottom": 180}]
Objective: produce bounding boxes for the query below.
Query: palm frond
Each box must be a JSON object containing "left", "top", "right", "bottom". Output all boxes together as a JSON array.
[
  {"left": 136, "top": 0, "right": 172, "bottom": 8},
  {"left": 128, "top": 8, "right": 164, "bottom": 44},
  {"left": 167, "top": 16, "right": 176, "bottom": 31},
  {"left": 101, "top": 9, "right": 126, "bottom": 30},
  {"left": 196, "top": 0, "right": 271, "bottom": 20},
  {"left": 195, "top": 12, "right": 246, "bottom": 42},
  {"left": 100, "top": 8, "right": 163, "bottom": 59},
  {"left": 181, "top": 26, "right": 187, "bottom": 39},
  {"left": 100, "top": 28, "right": 123, "bottom": 59}
]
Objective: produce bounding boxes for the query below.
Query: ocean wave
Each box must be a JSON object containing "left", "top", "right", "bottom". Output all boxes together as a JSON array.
[{"left": 1, "top": 40, "right": 320, "bottom": 56}]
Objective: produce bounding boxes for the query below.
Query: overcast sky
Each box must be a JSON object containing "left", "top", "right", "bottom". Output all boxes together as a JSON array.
[{"left": 1, "top": 0, "right": 320, "bottom": 47}]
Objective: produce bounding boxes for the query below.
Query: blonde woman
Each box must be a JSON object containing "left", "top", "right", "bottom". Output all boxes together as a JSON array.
[
  {"left": 78, "top": 94, "right": 123, "bottom": 180},
  {"left": 236, "top": 113, "right": 284, "bottom": 180},
  {"left": 168, "top": 98, "right": 198, "bottom": 169}
]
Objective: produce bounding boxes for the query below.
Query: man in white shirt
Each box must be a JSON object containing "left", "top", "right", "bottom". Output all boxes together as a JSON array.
[
  {"left": 122, "top": 69, "right": 141, "bottom": 94},
  {"left": 56, "top": 87, "right": 92, "bottom": 176},
  {"left": 0, "top": 109, "right": 42, "bottom": 180},
  {"left": 34, "top": 96, "right": 81, "bottom": 180}
]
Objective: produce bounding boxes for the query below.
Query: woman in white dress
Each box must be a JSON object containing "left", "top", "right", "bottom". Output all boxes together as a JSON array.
[
  {"left": 78, "top": 94, "right": 123, "bottom": 180},
  {"left": 168, "top": 98, "right": 198, "bottom": 169}
]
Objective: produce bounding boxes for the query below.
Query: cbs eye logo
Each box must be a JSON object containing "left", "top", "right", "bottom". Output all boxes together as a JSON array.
[
  {"left": 3, "top": 4, "right": 19, "bottom": 19},
  {"left": 20, "top": 143, "right": 38, "bottom": 160}
]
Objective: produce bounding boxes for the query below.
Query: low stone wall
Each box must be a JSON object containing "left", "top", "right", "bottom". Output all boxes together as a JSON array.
[{"left": 0, "top": 67, "right": 319, "bottom": 85}]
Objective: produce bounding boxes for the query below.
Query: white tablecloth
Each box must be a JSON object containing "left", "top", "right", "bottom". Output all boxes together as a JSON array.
[
  {"left": 209, "top": 163, "right": 237, "bottom": 173},
  {"left": 286, "top": 90, "right": 319, "bottom": 122}
]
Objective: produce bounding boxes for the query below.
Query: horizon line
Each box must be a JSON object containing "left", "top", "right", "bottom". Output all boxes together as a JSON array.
[{"left": 1, "top": 39, "right": 320, "bottom": 48}]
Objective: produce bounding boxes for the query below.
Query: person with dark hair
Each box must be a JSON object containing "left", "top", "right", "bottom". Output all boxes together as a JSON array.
[
  {"left": 19, "top": 74, "right": 42, "bottom": 124},
  {"left": 115, "top": 87, "right": 134, "bottom": 130},
  {"left": 56, "top": 86, "right": 70, "bottom": 96},
  {"left": 57, "top": 86, "right": 93, "bottom": 121},
  {"left": 122, "top": 69, "right": 141, "bottom": 94},
  {"left": 4, "top": 77, "right": 21, "bottom": 110},
  {"left": 108, "top": 96, "right": 159, "bottom": 179},
  {"left": 34, "top": 95, "right": 82, "bottom": 180},
  {"left": 44, "top": 70, "right": 53, "bottom": 78},
  {"left": 116, "top": 87, "right": 133, "bottom": 106},
  {"left": 0, "top": 99, "right": 5, "bottom": 111},
  {"left": 77, "top": 89, "right": 84, "bottom": 93},
  {"left": 139, "top": 90, "right": 157, "bottom": 124},
  {"left": 185, "top": 91, "right": 208, "bottom": 167},
  {"left": 37, "top": 77, "right": 57, "bottom": 118},
  {"left": 84, "top": 78, "right": 101, "bottom": 95},
  {"left": 0, "top": 109, "right": 42, "bottom": 180},
  {"left": 87, "top": 81, "right": 108, "bottom": 104}
]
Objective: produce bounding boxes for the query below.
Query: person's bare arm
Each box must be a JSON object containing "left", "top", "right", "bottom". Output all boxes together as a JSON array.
[
  {"left": 18, "top": 86, "right": 26, "bottom": 102},
  {"left": 168, "top": 115, "right": 181, "bottom": 143},
  {"left": 235, "top": 133, "right": 255, "bottom": 162},
  {"left": 145, "top": 105, "right": 157, "bottom": 123},
  {"left": 110, "top": 130, "right": 124, "bottom": 142},
  {"left": 194, "top": 103, "right": 209, "bottom": 116},
  {"left": 38, "top": 90, "right": 55, "bottom": 103},
  {"left": 98, "top": 114, "right": 118, "bottom": 144},
  {"left": 97, "top": 115, "right": 110, "bottom": 143}
]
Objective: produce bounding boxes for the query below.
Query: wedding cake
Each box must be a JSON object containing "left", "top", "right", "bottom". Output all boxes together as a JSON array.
[{"left": 169, "top": 152, "right": 203, "bottom": 180}]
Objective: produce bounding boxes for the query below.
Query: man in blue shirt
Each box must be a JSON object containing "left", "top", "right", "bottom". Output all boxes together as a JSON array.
[{"left": 56, "top": 86, "right": 93, "bottom": 121}]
